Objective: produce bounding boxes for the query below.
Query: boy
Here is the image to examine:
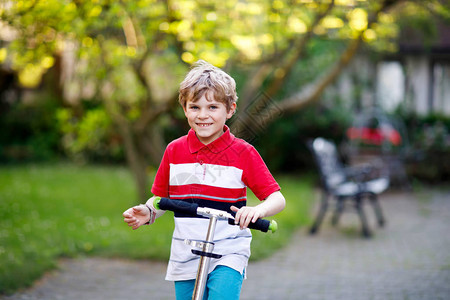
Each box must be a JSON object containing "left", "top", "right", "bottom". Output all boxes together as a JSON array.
[{"left": 123, "top": 60, "right": 285, "bottom": 299}]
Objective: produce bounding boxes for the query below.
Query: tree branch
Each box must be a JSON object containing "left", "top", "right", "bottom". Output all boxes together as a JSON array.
[
  {"left": 234, "top": 0, "right": 403, "bottom": 135},
  {"left": 263, "top": 0, "right": 336, "bottom": 100},
  {"left": 279, "top": 37, "right": 362, "bottom": 113},
  {"left": 134, "top": 92, "right": 179, "bottom": 133},
  {"left": 239, "top": 1, "right": 335, "bottom": 106}
]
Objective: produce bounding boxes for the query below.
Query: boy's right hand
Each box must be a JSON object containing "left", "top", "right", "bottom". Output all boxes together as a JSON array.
[{"left": 123, "top": 205, "right": 151, "bottom": 230}]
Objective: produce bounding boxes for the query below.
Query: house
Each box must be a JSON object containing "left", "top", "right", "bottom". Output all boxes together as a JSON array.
[{"left": 338, "top": 21, "right": 450, "bottom": 116}]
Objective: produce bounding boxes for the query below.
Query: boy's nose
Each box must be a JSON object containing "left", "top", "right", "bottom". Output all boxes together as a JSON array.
[{"left": 198, "top": 108, "right": 209, "bottom": 118}]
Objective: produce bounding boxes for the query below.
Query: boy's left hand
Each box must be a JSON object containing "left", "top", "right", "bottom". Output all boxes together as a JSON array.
[
  {"left": 230, "top": 206, "right": 264, "bottom": 230},
  {"left": 231, "top": 191, "right": 285, "bottom": 230}
]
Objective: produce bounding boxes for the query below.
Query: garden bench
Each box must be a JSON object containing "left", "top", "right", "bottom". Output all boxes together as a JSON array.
[{"left": 308, "top": 137, "right": 389, "bottom": 237}]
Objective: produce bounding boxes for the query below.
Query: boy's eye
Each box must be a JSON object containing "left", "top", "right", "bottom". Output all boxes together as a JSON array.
[
  {"left": 189, "top": 106, "right": 199, "bottom": 110},
  {"left": 210, "top": 105, "right": 218, "bottom": 109}
]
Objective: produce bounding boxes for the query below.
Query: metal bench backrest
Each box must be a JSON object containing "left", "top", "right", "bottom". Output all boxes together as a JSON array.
[{"left": 310, "top": 138, "right": 347, "bottom": 191}]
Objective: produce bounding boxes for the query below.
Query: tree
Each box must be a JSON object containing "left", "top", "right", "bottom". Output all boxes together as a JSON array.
[{"left": 1, "top": 0, "right": 448, "bottom": 201}]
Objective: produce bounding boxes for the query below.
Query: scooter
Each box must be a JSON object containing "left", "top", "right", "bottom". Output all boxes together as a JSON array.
[{"left": 154, "top": 197, "right": 278, "bottom": 300}]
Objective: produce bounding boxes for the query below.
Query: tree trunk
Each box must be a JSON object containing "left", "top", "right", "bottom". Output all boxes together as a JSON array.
[
  {"left": 114, "top": 116, "right": 150, "bottom": 202},
  {"left": 101, "top": 84, "right": 151, "bottom": 202}
]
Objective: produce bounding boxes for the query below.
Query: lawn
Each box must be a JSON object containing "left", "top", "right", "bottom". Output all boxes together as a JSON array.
[{"left": 0, "top": 164, "right": 315, "bottom": 295}]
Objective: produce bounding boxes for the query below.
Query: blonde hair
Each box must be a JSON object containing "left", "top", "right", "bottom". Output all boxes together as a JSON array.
[{"left": 179, "top": 60, "right": 238, "bottom": 111}]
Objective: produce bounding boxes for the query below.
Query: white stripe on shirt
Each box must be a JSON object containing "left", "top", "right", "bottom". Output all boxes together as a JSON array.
[{"left": 169, "top": 163, "right": 245, "bottom": 189}]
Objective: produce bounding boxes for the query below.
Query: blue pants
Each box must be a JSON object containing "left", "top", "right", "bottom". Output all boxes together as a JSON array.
[{"left": 174, "top": 265, "right": 244, "bottom": 300}]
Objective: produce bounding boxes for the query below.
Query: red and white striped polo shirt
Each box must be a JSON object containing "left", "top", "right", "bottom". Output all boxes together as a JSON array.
[{"left": 151, "top": 126, "right": 280, "bottom": 281}]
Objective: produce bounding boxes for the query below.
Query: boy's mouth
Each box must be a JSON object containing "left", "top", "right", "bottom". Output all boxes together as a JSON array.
[{"left": 197, "top": 123, "right": 213, "bottom": 127}]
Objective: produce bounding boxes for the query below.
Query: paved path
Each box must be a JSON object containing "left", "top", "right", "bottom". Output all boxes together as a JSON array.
[{"left": 3, "top": 188, "right": 450, "bottom": 300}]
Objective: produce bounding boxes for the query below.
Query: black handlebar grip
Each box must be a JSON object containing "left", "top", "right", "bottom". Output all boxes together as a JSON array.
[
  {"left": 228, "top": 214, "right": 271, "bottom": 232},
  {"left": 247, "top": 218, "right": 271, "bottom": 232},
  {"left": 157, "top": 198, "right": 199, "bottom": 216}
]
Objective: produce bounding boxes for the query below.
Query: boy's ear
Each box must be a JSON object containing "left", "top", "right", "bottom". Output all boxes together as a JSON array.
[{"left": 227, "top": 103, "right": 237, "bottom": 119}]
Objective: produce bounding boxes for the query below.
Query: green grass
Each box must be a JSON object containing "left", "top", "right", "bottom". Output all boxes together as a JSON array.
[
  {"left": 0, "top": 164, "right": 315, "bottom": 295},
  {"left": 248, "top": 174, "right": 315, "bottom": 259}
]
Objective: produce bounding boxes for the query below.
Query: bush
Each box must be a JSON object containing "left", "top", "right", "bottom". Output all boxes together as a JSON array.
[
  {"left": 399, "top": 112, "right": 450, "bottom": 182},
  {"left": 56, "top": 105, "right": 125, "bottom": 164},
  {"left": 0, "top": 95, "right": 62, "bottom": 162},
  {"left": 253, "top": 102, "right": 352, "bottom": 172}
]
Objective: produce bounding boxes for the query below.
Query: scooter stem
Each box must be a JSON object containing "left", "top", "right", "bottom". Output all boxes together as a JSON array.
[{"left": 192, "top": 215, "right": 218, "bottom": 300}]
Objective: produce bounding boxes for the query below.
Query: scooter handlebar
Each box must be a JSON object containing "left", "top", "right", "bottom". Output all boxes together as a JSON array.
[
  {"left": 154, "top": 197, "right": 277, "bottom": 233},
  {"left": 155, "top": 197, "right": 199, "bottom": 216}
]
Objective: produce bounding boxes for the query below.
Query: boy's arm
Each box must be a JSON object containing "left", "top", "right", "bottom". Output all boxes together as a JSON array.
[
  {"left": 231, "top": 191, "right": 285, "bottom": 230},
  {"left": 123, "top": 196, "right": 165, "bottom": 230}
]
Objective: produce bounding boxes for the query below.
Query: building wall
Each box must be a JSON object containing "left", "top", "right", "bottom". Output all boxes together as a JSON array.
[
  {"left": 432, "top": 62, "right": 450, "bottom": 116},
  {"left": 337, "top": 53, "right": 450, "bottom": 116}
]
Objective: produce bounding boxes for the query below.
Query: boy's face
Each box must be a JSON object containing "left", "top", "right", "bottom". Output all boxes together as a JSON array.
[{"left": 183, "top": 93, "right": 236, "bottom": 145}]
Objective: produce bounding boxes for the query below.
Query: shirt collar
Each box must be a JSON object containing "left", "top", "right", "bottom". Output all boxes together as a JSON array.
[{"left": 188, "top": 125, "right": 235, "bottom": 154}]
